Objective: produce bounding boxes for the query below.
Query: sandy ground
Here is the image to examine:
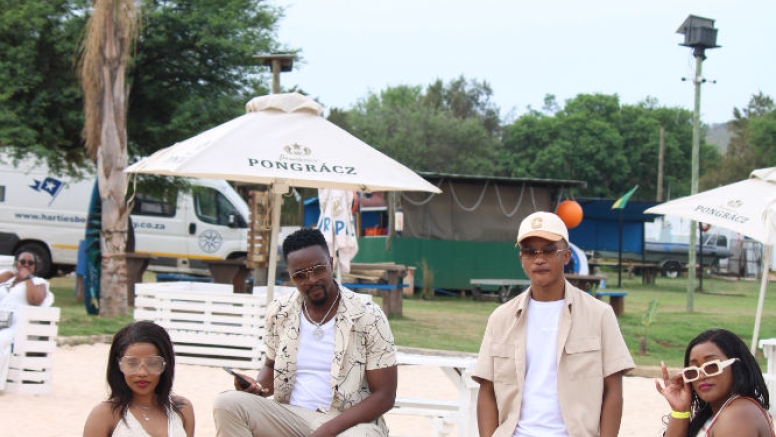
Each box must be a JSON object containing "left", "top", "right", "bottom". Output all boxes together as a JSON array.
[{"left": 0, "top": 343, "right": 669, "bottom": 436}]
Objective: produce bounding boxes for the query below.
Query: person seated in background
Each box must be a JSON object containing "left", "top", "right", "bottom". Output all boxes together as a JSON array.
[
  {"left": 656, "top": 328, "right": 775, "bottom": 436},
  {"left": 0, "top": 251, "right": 54, "bottom": 391},
  {"left": 213, "top": 227, "right": 397, "bottom": 437},
  {"left": 82, "top": 320, "right": 195, "bottom": 437}
]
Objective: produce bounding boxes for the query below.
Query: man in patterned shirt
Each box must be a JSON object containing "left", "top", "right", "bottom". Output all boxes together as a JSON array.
[{"left": 213, "top": 228, "right": 398, "bottom": 437}]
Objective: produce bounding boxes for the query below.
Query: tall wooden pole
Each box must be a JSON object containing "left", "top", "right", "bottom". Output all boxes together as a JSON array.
[
  {"left": 657, "top": 127, "right": 665, "bottom": 202},
  {"left": 687, "top": 51, "right": 704, "bottom": 312}
]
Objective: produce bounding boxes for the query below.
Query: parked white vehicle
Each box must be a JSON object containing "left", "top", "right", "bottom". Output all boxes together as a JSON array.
[
  {"left": 0, "top": 155, "right": 250, "bottom": 277},
  {"left": 644, "top": 215, "right": 758, "bottom": 277}
]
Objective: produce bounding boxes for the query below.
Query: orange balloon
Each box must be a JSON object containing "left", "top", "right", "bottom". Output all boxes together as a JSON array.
[{"left": 556, "top": 200, "right": 583, "bottom": 229}]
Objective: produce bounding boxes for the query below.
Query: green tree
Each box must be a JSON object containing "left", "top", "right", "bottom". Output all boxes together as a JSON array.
[
  {"left": 339, "top": 78, "right": 501, "bottom": 175},
  {"left": 749, "top": 109, "right": 776, "bottom": 166},
  {"left": 502, "top": 94, "right": 629, "bottom": 197},
  {"left": 0, "top": 0, "right": 284, "bottom": 169},
  {"left": 0, "top": 0, "right": 90, "bottom": 171},
  {"left": 702, "top": 93, "right": 776, "bottom": 188},
  {"left": 502, "top": 93, "right": 713, "bottom": 199},
  {"left": 127, "top": 0, "right": 283, "bottom": 158},
  {"left": 423, "top": 76, "right": 501, "bottom": 138}
]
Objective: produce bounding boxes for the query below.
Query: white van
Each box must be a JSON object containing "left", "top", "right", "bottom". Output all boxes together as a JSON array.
[{"left": 0, "top": 156, "right": 250, "bottom": 277}]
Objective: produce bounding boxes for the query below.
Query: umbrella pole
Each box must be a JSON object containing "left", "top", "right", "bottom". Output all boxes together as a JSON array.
[
  {"left": 266, "top": 184, "right": 287, "bottom": 306},
  {"left": 751, "top": 243, "right": 772, "bottom": 355}
]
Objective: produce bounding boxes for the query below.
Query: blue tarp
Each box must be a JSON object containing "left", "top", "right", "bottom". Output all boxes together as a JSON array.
[{"left": 568, "top": 198, "right": 660, "bottom": 254}]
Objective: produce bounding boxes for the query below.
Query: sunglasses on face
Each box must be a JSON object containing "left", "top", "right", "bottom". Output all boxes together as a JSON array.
[
  {"left": 289, "top": 264, "right": 329, "bottom": 283},
  {"left": 681, "top": 357, "right": 739, "bottom": 383},
  {"left": 519, "top": 247, "right": 567, "bottom": 260},
  {"left": 119, "top": 356, "right": 166, "bottom": 375},
  {"left": 17, "top": 259, "right": 35, "bottom": 266}
]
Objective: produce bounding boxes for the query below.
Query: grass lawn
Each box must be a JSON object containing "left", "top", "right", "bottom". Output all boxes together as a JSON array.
[{"left": 49, "top": 273, "right": 776, "bottom": 369}]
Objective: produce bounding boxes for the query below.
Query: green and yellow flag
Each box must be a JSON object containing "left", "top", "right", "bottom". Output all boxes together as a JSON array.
[{"left": 612, "top": 185, "right": 639, "bottom": 210}]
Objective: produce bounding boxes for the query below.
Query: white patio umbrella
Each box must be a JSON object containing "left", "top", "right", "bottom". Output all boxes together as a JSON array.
[
  {"left": 126, "top": 93, "right": 441, "bottom": 303},
  {"left": 645, "top": 167, "right": 776, "bottom": 353},
  {"left": 317, "top": 188, "right": 358, "bottom": 277}
]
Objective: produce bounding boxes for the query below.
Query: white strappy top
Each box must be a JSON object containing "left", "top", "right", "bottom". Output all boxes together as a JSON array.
[
  {"left": 696, "top": 395, "right": 776, "bottom": 437},
  {"left": 112, "top": 407, "right": 186, "bottom": 437}
]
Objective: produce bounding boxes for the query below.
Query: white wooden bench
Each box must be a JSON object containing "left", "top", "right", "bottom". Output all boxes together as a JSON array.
[
  {"left": 133, "top": 282, "right": 285, "bottom": 370},
  {"left": 392, "top": 351, "right": 478, "bottom": 437},
  {"left": 134, "top": 282, "right": 372, "bottom": 370},
  {"left": 759, "top": 338, "right": 776, "bottom": 415},
  {"left": 391, "top": 397, "right": 461, "bottom": 437},
  {"left": 5, "top": 306, "right": 61, "bottom": 394}
]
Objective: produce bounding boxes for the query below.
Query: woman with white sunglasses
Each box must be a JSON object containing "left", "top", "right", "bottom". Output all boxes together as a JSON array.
[
  {"left": 656, "top": 328, "right": 775, "bottom": 436},
  {"left": 83, "top": 321, "right": 195, "bottom": 437}
]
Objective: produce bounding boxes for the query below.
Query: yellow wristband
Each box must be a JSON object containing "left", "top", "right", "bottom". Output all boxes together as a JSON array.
[{"left": 671, "top": 410, "right": 691, "bottom": 419}]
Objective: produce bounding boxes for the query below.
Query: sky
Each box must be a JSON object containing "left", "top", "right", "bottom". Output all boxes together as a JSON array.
[{"left": 269, "top": 0, "right": 775, "bottom": 125}]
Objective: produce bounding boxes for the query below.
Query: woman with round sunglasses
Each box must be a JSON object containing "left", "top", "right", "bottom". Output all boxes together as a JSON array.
[
  {"left": 656, "top": 328, "right": 775, "bottom": 436},
  {"left": 0, "top": 251, "right": 54, "bottom": 391},
  {"left": 83, "top": 321, "right": 195, "bottom": 437}
]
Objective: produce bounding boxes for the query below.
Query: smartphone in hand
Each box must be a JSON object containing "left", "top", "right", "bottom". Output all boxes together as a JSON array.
[{"left": 222, "top": 366, "right": 251, "bottom": 389}]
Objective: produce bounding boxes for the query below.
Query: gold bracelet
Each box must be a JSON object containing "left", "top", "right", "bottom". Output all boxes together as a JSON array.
[{"left": 671, "top": 410, "right": 691, "bottom": 419}]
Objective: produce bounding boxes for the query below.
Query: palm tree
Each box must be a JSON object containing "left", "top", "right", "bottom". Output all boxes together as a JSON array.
[{"left": 78, "top": 0, "right": 138, "bottom": 316}]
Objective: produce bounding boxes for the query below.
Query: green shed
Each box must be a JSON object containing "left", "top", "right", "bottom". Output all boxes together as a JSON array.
[{"left": 351, "top": 173, "right": 586, "bottom": 292}]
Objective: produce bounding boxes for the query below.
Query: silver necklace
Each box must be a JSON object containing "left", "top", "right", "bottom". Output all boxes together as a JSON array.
[
  {"left": 132, "top": 402, "right": 152, "bottom": 422},
  {"left": 303, "top": 289, "right": 340, "bottom": 340}
]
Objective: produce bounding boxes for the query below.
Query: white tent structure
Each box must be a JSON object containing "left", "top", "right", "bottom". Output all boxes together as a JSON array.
[
  {"left": 645, "top": 167, "right": 776, "bottom": 352},
  {"left": 126, "top": 93, "right": 441, "bottom": 302}
]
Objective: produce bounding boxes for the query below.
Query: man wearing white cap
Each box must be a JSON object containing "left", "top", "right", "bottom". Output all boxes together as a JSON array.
[{"left": 472, "top": 212, "right": 634, "bottom": 437}]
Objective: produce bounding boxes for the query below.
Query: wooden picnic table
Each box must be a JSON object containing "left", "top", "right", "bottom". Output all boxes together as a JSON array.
[
  {"left": 565, "top": 273, "right": 608, "bottom": 292},
  {"left": 588, "top": 260, "right": 662, "bottom": 284},
  {"left": 203, "top": 258, "right": 253, "bottom": 293},
  {"left": 349, "top": 262, "right": 407, "bottom": 317},
  {"left": 125, "top": 252, "right": 156, "bottom": 306}
]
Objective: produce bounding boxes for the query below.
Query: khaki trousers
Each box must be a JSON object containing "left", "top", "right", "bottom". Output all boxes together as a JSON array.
[{"left": 213, "top": 391, "right": 387, "bottom": 437}]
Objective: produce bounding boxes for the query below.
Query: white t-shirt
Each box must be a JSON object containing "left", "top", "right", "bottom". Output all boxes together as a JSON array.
[
  {"left": 513, "top": 298, "right": 568, "bottom": 437},
  {"left": 289, "top": 313, "right": 336, "bottom": 411}
]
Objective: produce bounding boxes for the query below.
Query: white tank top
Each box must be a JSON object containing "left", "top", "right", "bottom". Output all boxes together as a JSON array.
[
  {"left": 112, "top": 406, "right": 186, "bottom": 437},
  {"left": 290, "top": 313, "right": 336, "bottom": 411}
]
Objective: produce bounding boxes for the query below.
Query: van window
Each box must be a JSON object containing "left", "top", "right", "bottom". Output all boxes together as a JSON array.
[
  {"left": 131, "top": 192, "right": 177, "bottom": 217},
  {"left": 194, "top": 186, "right": 239, "bottom": 226}
]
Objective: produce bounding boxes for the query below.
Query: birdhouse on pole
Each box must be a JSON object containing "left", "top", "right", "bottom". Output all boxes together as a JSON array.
[{"left": 676, "top": 15, "right": 720, "bottom": 58}]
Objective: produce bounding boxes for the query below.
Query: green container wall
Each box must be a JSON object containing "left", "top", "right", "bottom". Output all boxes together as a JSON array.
[{"left": 353, "top": 237, "right": 528, "bottom": 291}]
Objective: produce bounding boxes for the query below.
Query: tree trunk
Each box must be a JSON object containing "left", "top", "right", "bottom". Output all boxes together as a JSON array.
[
  {"left": 79, "top": 0, "right": 137, "bottom": 317},
  {"left": 97, "top": 0, "right": 131, "bottom": 317}
]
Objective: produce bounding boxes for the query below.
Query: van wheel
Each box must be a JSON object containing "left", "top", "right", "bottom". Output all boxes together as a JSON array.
[
  {"left": 662, "top": 261, "right": 682, "bottom": 279},
  {"left": 16, "top": 243, "right": 53, "bottom": 278}
]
